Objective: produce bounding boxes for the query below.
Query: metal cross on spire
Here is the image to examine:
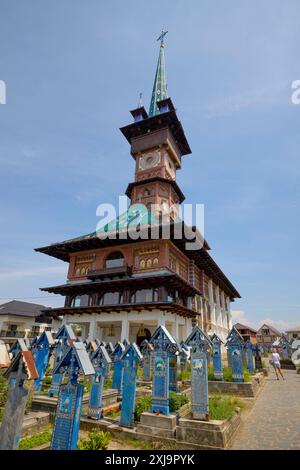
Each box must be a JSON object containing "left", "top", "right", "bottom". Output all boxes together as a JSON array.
[
  {"left": 157, "top": 29, "right": 168, "bottom": 45},
  {"left": 149, "top": 30, "right": 168, "bottom": 117}
]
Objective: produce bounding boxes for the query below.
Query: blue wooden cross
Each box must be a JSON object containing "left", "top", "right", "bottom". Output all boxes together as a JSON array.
[
  {"left": 105, "top": 341, "right": 114, "bottom": 357},
  {"left": 186, "top": 326, "right": 212, "bottom": 420},
  {"left": 253, "top": 344, "right": 263, "bottom": 370},
  {"left": 226, "top": 327, "right": 244, "bottom": 382},
  {"left": 32, "top": 331, "right": 55, "bottom": 392},
  {"left": 245, "top": 340, "right": 255, "bottom": 373},
  {"left": 112, "top": 342, "right": 125, "bottom": 395},
  {"left": 169, "top": 352, "right": 178, "bottom": 392},
  {"left": 149, "top": 325, "right": 178, "bottom": 415},
  {"left": 119, "top": 343, "right": 143, "bottom": 427},
  {"left": 88, "top": 345, "right": 112, "bottom": 420},
  {"left": 211, "top": 333, "right": 223, "bottom": 381},
  {"left": 140, "top": 339, "right": 154, "bottom": 381},
  {"left": 50, "top": 342, "right": 94, "bottom": 450},
  {"left": 9, "top": 338, "right": 30, "bottom": 357},
  {"left": 0, "top": 350, "right": 38, "bottom": 449},
  {"left": 179, "top": 341, "right": 189, "bottom": 373},
  {"left": 49, "top": 325, "right": 76, "bottom": 397}
]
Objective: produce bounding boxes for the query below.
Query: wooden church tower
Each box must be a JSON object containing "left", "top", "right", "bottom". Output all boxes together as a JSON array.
[{"left": 36, "top": 32, "right": 240, "bottom": 345}]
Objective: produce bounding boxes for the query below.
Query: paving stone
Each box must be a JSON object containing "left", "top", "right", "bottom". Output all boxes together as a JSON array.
[{"left": 231, "top": 369, "right": 300, "bottom": 450}]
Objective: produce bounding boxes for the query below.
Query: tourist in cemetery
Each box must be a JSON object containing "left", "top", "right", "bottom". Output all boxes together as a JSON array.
[{"left": 270, "top": 348, "right": 285, "bottom": 380}]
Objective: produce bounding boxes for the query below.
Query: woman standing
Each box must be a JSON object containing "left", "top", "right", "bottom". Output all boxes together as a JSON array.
[{"left": 270, "top": 348, "right": 285, "bottom": 380}]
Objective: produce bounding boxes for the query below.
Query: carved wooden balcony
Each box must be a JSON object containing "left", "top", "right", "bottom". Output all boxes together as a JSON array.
[{"left": 87, "top": 264, "right": 132, "bottom": 279}]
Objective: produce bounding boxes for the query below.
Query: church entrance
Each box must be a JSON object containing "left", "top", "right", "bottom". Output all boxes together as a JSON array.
[{"left": 136, "top": 324, "right": 151, "bottom": 347}]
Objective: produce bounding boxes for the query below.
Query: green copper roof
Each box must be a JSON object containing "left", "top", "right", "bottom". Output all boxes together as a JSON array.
[{"left": 148, "top": 38, "right": 168, "bottom": 117}]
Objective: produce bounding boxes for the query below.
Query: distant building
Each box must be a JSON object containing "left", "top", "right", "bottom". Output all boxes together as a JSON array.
[
  {"left": 234, "top": 323, "right": 257, "bottom": 344},
  {"left": 256, "top": 323, "right": 281, "bottom": 350},
  {"left": 286, "top": 325, "right": 300, "bottom": 341},
  {"left": 0, "top": 300, "right": 61, "bottom": 344}
]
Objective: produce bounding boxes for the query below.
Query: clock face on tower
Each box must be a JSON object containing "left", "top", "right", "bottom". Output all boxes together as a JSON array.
[{"left": 139, "top": 150, "right": 161, "bottom": 170}]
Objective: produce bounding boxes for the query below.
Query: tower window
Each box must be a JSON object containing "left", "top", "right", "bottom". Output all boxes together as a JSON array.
[{"left": 105, "top": 251, "right": 125, "bottom": 269}]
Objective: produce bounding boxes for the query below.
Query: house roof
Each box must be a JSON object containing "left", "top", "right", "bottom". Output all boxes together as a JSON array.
[
  {"left": 0, "top": 300, "right": 48, "bottom": 318},
  {"left": 257, "top": 323, "right": 282, "bottom": 336},
  {"left": 234, "top": 323, "right": 257, "bottom": 334},
  {"left": 286, "top": 325, "right": 300, "bottom": 333}
]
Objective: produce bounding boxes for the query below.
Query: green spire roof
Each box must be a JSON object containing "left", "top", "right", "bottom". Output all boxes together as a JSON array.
[{"left": 149, "top": 32, "right": 168, "bottom": 117}]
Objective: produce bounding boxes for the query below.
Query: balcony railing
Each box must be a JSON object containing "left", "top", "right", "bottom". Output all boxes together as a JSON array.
[
  {"left": 0, "top": 330, "right": 26, "bottom": 338},
  {"left": 87, "top": 264, "right": 132, "bottom": 279}
]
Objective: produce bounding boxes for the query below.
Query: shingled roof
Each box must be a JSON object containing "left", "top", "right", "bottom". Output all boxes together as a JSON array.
[{"left": 0, "top": 300, "right": 48, "bottom": 317}]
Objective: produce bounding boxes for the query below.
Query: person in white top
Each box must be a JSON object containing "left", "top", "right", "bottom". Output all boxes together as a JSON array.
[{"left": 270, "top": 348, "right": 285, "bottom": 380}]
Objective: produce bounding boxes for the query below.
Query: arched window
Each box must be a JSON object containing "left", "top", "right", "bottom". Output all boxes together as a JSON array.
[
  {"left": 105, "top": 251, "right": 125, "bottom": 269},
  {"left": 153, "top": 257, "right": 158, "bottom": 266},
  {"left": 140, "top": 259, "right": 146, "bottom": 269},
  {"left": 146, "top": 259, "right": 152, "bottom": 268}
]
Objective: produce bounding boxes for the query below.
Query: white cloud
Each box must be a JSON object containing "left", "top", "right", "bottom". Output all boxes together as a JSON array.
[{"left": 231, "top": 310, "right": 296, "bottom": 332}]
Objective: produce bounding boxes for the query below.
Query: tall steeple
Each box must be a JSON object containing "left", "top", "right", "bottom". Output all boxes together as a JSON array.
[{"left": 148, "top": 30, "right": 168, "bottom": 117}]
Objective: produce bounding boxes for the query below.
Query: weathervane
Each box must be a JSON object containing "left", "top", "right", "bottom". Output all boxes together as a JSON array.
[{"left": 157, "top": 29, "right": 168, "bottom": 45}]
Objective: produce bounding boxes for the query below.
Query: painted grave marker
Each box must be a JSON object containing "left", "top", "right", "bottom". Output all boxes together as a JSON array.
[
  {"left": 112, "top": 342, "right": 125, "bottom": 395},
  {"left": 150, "top": 325, "right": 178, "bottom": 415},
  {"left": 50, "top": 342, "right": 94, "bottom": 450},
  {"left": 211, "top": 333, "right": 223, "bottom": 381},
  {"left": 49, "top": 325, "right": 76, "bottom": 397},
  {"left": 32, "top": 331, "right": 54, "bottom": 392},
  {"left": 186, "top": 326, "right": 212, "bottom": 420},
  {"left": 119, "top": 343, "right": 143, "bottom": 427},
  {"left": 0, "top": 351, "right": 38, "bottom": 450},
  {"left": 140, "top": 339, "right": 154, "bottom": 381},
  {"left": 88, "top": 345, "right": 112, "bottom": 420},
  {"left": 226, "top": 327, "right": 244, "bottom": 382}
]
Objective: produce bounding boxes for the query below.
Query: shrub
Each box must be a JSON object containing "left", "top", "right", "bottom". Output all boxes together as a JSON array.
[
  {"left": 169, "top": 392, "right": 189, "bottom": 412},
  {"left": 134, "top": 396, "right": 152, "bottom": 421},
  {"left": 78, "top": 430, "right": 111, "bottom": 450},
  {"left": 209, "top": 395, "right": 244, "bottom": 420},
  {"left": 178, "top": 369, "right": 190, "bottom": 381},
  {"left": 44, "top": 376, "right": 52, "bottom": 385}
]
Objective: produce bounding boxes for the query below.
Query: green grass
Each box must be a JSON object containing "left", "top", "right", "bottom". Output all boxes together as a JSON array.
[
  {"left": 208, "top": 366, "right": 251, "bottom": 382},
  {"left": 178, "top": 369, "right": 190, "bottom": 381},
  {"left": 18, "top": 426, "right": 53, "bottom": 450},
  {"left": 209, "top": 395, "right": 245, "bottom": 420},
  {"left": 103, "top": 378, "right": 113, "bottom": 390}
]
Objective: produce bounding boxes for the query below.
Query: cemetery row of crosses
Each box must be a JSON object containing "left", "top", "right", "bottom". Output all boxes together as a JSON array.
[{"left": 0, "top": 323, "right": 268, "bottom": 450}]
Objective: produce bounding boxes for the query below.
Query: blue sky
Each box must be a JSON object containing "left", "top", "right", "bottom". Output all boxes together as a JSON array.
[{"left": 0, "top": 0, "right": 299, "bottom": 330}]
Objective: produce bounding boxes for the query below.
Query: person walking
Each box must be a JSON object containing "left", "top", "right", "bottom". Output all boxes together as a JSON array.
[{"left": 270, "top": 348, "right": 285, "bottom": 380}]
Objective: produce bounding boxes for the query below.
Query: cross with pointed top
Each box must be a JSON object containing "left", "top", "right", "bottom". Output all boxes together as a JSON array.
[{"left": 157, "top": 29, "right": 168, "bottom": 45}]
